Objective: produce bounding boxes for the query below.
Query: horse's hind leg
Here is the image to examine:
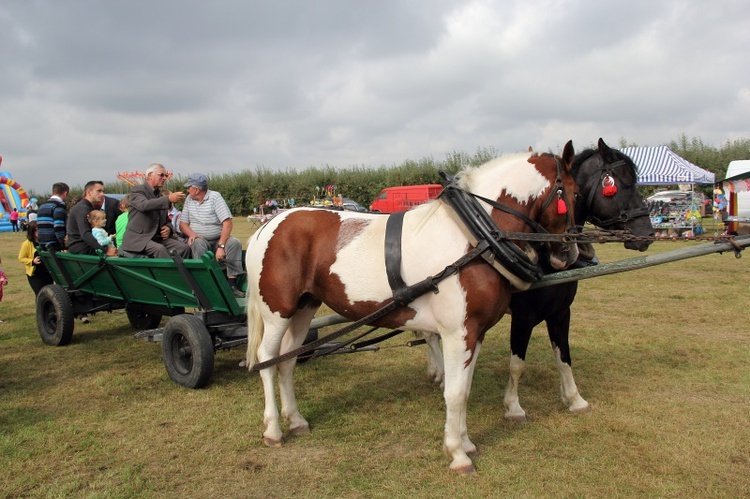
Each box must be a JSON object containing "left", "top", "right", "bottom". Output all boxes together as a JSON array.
[
  {"left": 547, "top": 310, "right": 590, "bottom": 413},
  {"left": 423, "top": 332, "right": 444, "bottom": 386},
  {"left": 504, "top": 317, "right": 533, "bottom": 421},
  {"left": 277, "top": 306, "right": 318, "bottom": 436},
  {"left": 256, "top": 318, "right": 291, "bottom": 447}
]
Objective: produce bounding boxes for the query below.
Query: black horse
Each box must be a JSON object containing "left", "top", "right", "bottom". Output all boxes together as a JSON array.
[{"left": 502, "top": 138, "right": 654, "bottom": 420}]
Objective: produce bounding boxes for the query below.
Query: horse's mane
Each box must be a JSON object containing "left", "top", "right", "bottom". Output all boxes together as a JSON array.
[
  {"left": 454, "top": 151, "right": 537, "bottom": 190},
  {"left": 572, "top": 148, "right": 637, "bottom": 177}
]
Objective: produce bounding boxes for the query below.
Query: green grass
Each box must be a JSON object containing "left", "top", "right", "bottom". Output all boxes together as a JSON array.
[{"left": 1, "top": 219, "right": 749, "bottom": 497}]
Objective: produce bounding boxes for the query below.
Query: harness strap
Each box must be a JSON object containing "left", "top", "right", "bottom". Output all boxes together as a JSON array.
[{"left": 384, "top": 211, "right": 408, "bottom": 302}]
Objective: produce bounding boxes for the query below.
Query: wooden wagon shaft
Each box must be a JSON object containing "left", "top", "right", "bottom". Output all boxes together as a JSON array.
[
  {"left": 312, "top": 236, "right": 749, "bottom": 328},
  {"left": 528, "top": 235, "right": 750, "bottom": 290}
]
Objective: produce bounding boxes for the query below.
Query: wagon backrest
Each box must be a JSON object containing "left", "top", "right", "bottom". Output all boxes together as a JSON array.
[{"left": 39, "top": 251, "right": 244, "bottom": 316}]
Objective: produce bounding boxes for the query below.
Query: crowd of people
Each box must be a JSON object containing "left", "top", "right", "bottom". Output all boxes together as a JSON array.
[{"left": 9, "top": 164, "right": 245, "bottom": 320}]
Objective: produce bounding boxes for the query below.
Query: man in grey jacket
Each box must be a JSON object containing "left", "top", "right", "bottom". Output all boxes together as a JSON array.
[{"left": 121, "top": 164, "right": 190, "bottom": 258}]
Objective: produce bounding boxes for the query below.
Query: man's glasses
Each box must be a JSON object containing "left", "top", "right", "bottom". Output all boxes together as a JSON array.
[{"left": 153, "top": 173, "right": 168, "bottom": 178}]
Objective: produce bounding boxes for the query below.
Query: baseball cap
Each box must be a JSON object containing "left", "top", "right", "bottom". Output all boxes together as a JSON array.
[{"left": 184, "top": 173, "right": 208, "bottom": 188}]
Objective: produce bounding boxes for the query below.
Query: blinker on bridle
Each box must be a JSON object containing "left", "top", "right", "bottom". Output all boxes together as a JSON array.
[
  {"left": 538, "top": 157, "right": 574, "bottom": 231},
  {"left": 583, "top": 158, "right": 650, "bottom": 228}
]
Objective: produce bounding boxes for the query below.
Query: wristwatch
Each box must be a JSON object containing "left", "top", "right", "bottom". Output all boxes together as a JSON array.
[{"left": 218, "top": 243, "right": 226, "bottom": 249}]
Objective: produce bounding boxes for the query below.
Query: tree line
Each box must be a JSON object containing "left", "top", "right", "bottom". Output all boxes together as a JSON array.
[{"left": 50, "top": 136, "right": 750, "bottom": 215}]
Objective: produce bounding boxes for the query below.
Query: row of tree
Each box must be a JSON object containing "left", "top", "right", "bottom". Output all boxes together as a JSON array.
[{"left": 60, "top": 136, "right": 750, "bottom": 215}]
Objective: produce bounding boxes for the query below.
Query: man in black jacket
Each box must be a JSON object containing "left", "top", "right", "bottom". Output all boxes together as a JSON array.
[{"left": 67, "top": 180, "right": 118, "bottom": 256}]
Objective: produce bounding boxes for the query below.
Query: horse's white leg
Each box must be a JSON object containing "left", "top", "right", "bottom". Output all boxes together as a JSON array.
[
  {"left": 440, "top": 333, "right": 477, "bottom": 474},
  {"left": 423, "top": 332, "right": 444, "bottom": 386},
  {"left": 277, "top": 308, "right": 317, "bottom": 435},
  {"left": 459, "top": 341, "right": 480, "bottom": 457},
  {"left": 503, "top": 354, "right": 527, "bottom": 421},
  {"left": 255, "top": 318, "right": 290, "bottom": 447},
  {"left": 553, "top": 345, "right": 590, "bottom": 413}
]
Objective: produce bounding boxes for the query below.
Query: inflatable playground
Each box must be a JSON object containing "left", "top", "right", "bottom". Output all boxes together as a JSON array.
[{"left": 0, "top": 155, "right": 35, "bottom": 232}]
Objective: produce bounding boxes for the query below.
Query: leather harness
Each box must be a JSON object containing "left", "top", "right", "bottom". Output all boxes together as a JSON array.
[{"left": 384, "top": 162, "right": 573, "bottom": 302}]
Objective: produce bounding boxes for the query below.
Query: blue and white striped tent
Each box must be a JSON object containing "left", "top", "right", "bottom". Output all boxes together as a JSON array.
[{"left": 619, "top": 145, "right": 715, "bottom": 185}]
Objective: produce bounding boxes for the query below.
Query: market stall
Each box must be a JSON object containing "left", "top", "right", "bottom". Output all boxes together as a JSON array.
[
  {"left": 620, "top": 145, "right": 715, "bottom": 236},
  {"left": 721, "top": 160, "right": 750, "bottom": 234}
]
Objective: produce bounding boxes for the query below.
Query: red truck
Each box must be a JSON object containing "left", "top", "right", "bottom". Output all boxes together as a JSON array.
[{"left": 369, "top": 184, "right": 443, "bottom": 213}]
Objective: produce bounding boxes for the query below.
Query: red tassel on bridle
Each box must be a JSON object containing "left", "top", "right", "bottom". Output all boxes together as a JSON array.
[
  {"left": 556, "top": 189, "right": 567, "bottom": 214},
  {"left": 602, "top": 174, "right": 617, "bottom": 197}
]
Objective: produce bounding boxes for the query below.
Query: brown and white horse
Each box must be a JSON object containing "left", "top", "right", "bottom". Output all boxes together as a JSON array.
[{"left": 245, "top": 141, "right": 579, "bottom": 473}]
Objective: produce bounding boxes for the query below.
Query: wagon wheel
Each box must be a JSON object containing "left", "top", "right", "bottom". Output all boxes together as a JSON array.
[
  {"left": 126, "top": 308, "right": 163, "bottom": 330},
  {"left": 161, "top": 314, "right": 215, "bottom": 389},
  {"left": 36, "top": 284, "right": 75, "bottom": 346}
]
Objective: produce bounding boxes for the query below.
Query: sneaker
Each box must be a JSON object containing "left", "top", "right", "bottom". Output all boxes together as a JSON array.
[
  {"left": 231, "top": 286, "right": 245, "bottom": 298},
  {"left": 80, "top": 315, "right": 90, "bottom": 324}
]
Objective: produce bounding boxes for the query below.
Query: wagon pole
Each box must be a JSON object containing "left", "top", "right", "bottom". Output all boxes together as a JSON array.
[
  {"left": 528, "top": 235, "right": 750, "bottom": 290},
  {"left": 308, "top": 236, "right": 750, "bottom": 331}
]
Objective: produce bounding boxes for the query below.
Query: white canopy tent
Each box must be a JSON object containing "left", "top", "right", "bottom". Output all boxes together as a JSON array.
[{"left": 619, "top": 145, "right": 715, "bottom": 185}]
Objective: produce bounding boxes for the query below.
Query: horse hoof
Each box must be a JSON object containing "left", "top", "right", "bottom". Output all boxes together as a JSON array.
[
  {"left": 466, "top": 448, "right": 480, "bottom": 458},
  {"left": 452, "top": 464, "right": 477, "bottom": 476},
  {"left": 263, "top": 436, "right": 282, "bottom": 448},
  {"left": 290, "top": 424, "right": 310, "bottom": 436},
  {"left": 504, "top": 414, "right": 527, "bottom": 423},
  {"left": 570, "top": 403, "right": 592, "bottom": 415}
]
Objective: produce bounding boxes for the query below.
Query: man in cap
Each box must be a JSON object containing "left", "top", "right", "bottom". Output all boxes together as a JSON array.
[{"left": 179, "top": 172, "right": 245, "bottom": 297}]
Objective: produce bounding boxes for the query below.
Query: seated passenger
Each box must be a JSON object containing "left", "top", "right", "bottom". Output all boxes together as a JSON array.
[
  {"left": 120, "top": 164, "right": 190, "bottom": 259},
  {"left": 179, "top": 173, "right": 245, "bottom": 297}
]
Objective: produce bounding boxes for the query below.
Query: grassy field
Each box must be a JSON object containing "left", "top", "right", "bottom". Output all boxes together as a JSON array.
[{"left": 1, "top": 218, "right": 749, "bottom": 497}]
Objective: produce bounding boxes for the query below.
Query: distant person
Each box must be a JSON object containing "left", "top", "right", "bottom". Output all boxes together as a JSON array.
[
  {"left": 9, "top": 208, "right": 19, "bottom": 232},
  {"left": 0, "top": 257, "right": 7, "bottom": 316},
  {"left": 18, "top": 221, "right": 54, "bottom": 295},
  {"left": 115, "top": 195, "right": 130, "bottom": 250},
  {"left": 121, "top": 163, "right": 189, "bottom": 258},
  {"left": 179, "top": 172, "right": 245, "bottom": 297},
  {"left": 67, "top": 180, "right": 117, "bottom": 256},
  {"left": 88, "top": 209, "right": 115, "bottom": 251},
  {"left": 37, "top": 182, "right": 70, "bottom": 251}
]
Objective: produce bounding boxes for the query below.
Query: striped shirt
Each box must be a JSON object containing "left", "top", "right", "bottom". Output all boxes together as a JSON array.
[
  {"left": 37, "top": 196, "right": 67, "bottom": 249},
  {"left": 181, "top": 189, "right": 232, "bottom": 240}
]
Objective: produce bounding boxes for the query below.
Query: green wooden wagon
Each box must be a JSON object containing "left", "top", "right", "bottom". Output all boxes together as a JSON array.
[{"left": 37, "top": 250, "right": 248, "bottom": 388}]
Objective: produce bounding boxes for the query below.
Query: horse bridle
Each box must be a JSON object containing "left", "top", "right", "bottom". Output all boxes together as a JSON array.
[
  {"left": 581, "top": 158, "right": 650, "bottom": 229},
  {"left": 468, "top": 156, "right": 576, "bottom": 235}
]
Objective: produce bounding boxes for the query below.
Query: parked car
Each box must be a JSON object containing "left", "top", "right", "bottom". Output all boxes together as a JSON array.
[
  {"left": 342, "top": 198, "right": 367, "bottom": 212},
  {"left": 646, "top": 190, "right": 706, "bottom": 205}
]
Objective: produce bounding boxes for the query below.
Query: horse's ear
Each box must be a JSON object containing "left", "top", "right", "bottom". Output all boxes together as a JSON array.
[
  {"left": 562, "top": 140, "right": 575, "bottom": 168},
  {"left": 597, "top": 137, "right": 611, "bottom": 154}
]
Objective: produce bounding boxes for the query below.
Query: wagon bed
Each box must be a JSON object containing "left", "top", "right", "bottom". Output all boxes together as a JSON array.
[
  {"left": 40, "top": 249, "right": 245, "bottom": 318},
  {"left": 37, "top": 249, "right": 247, "bottom": 388}
]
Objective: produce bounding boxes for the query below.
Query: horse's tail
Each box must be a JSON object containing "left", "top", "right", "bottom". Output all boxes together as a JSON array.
[{"left": 245, "top": 297, "right": 264, "bottom": 371}]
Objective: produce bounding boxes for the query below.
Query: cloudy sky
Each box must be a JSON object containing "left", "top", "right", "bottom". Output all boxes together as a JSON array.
[{"left": 1, "top": 0, "right": 749, "bottom": 194}]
